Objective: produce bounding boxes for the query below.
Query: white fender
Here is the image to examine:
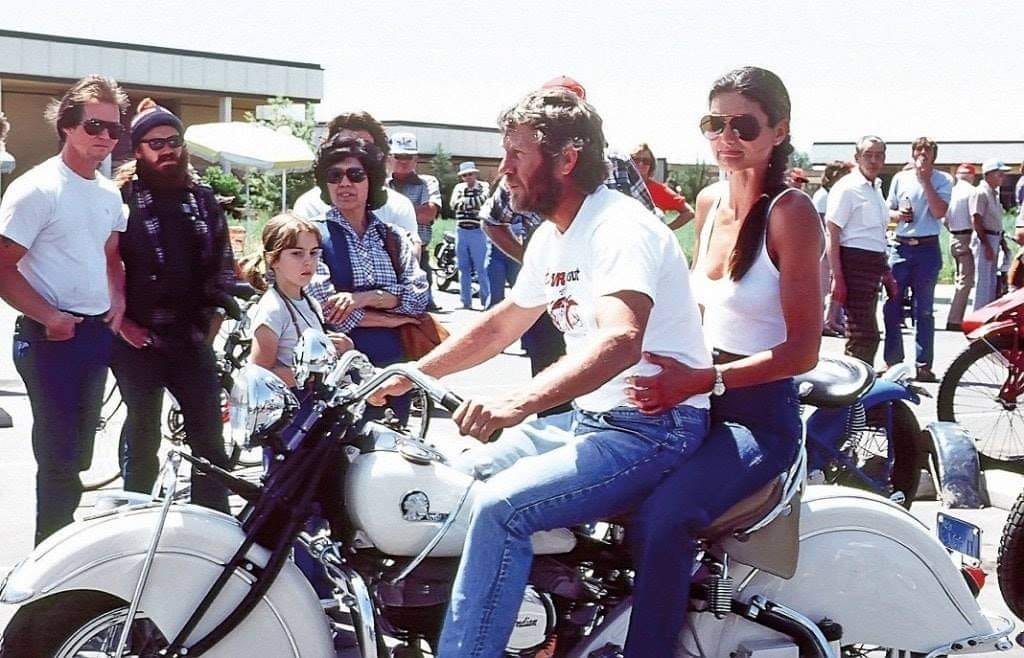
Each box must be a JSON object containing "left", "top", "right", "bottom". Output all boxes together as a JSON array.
[
  {"left": 1, "top": 503, "right": 335, "bottom": 657},
  {"left": 570, "top": 486, "right": 1008, "bottom": 656}
]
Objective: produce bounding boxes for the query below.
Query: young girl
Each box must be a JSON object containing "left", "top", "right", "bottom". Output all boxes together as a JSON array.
[{"left": 246, "top": 213, "right": 352, "bottom": 387}]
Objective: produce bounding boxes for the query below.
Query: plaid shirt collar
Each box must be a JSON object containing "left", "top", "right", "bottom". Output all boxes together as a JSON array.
[{"left": 322, "top": 206, "right": 384, "bottom": 236}]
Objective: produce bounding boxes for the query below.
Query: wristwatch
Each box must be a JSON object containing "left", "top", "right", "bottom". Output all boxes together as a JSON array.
[{"left": 711, "top": 366, "right": 727, "bottom": 396}]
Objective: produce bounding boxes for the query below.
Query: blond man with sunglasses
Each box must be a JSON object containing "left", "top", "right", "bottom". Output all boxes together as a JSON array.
[{"left": 0, "top": 75, "right": 129, "bottom": 544}]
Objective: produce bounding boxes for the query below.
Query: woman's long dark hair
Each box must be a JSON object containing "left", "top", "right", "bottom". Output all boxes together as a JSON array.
[{"left": 710, "top": 67, "right": 793, "bottom": 281}]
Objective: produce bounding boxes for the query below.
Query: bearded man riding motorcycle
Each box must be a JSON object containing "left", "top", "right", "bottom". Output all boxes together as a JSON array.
[{"left": 372, "top": 87, "right": 712, "bottom": 657}]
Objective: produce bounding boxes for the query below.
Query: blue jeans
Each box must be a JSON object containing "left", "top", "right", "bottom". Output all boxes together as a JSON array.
[
  {"left": 883, "top": 241, "right": 942, "bottom": 368},
  {"left": 436, "top": 405, "right": 709, "bottom": 658},
  {"left": 626, "top": 379, "right": 801, "bottom": 656},
  {"left": 484, "top": 245, "right": 519, "bottom": 308},
  {"left": 457, "top": 226, "right": 490, "bottom": 308},
  {"left": 12, "top": 314, "right": 113, "bottom": 544}
]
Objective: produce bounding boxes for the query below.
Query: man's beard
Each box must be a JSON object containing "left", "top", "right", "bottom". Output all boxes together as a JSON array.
[
  {"left": 510, "top": 156, "right": 561, "bottom": 216},
  {"left": 137, "top": 151, "right": 190, "bottom": 191}
]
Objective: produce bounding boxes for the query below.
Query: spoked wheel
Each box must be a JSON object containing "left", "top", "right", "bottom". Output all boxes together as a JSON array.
[
  {"left": 827, "top": 401, "right": 924, "bottom": 508},
  {"left": 433, "top": 243, "right": 457, "bottom": 292},
  {"left": 0, "top": 592, "right": 169, "bottom": 657},
  {"left": 80, "top": 373, "right": 125, "bottom": 491},
  {"left": 938, "top": 336, "right": 1024, "bottom": 463}
]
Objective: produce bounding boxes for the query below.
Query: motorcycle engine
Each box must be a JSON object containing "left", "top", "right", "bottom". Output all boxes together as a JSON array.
[{"left": 506, "top": 586, "right": 556, "bottom": 655}]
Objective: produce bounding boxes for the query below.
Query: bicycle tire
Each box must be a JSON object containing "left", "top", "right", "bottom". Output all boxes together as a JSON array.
[{"left": 937, "top": 336, "right": 1024, "bottom": 462}]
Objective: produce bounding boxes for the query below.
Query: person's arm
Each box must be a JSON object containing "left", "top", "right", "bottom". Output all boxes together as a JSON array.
[
  {"left": 483, "top": 223, "right": 525, "bottom": 262},
  {"left": 449, "top": 183, "right": 463, "bottom": 215},
  {"left": 453, "top": 291, "right": 652, "bottom": 440},
  {"left": 103, "top": 232, "right": 125, "bottom": 333},
  {"left": 250, "top": 325, "right": 297, "bottom": 388},
  {"left": 971, "top": 191, "right": 995, "bottom": 261},
  {"left": 919, "top": 168, "right": 950, "bottom": 219},
  {"left": 415, "top": 175, "right": 442, "bottom": 225},
  {"left": 666, "top": 202, "right": 696, "bottom": 231},
  {"left": 380, "top": 232, "right": 429, "bottom": 316},
  {"left": 0, "top": 236, "right": 80, "bottom": 340},
  {"left": 628, "top": 192, "right": 823, "bottom": 413}
]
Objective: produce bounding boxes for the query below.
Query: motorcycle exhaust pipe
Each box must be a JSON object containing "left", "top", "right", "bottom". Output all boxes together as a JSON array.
[{"left": 734, "top": 595, "right": 840, "bottom": 658}]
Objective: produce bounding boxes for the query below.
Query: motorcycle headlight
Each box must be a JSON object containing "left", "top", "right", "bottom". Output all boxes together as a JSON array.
[
  {"left": 293, "top": 328, "right": 338, "bottom": 386},
  {"left": 229, "top": 364, "right": 299, "bottom": 449}
]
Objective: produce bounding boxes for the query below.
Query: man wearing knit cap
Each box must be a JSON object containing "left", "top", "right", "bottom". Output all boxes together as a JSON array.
[{"left": 110, "top": 98, "right": 235, "bottom": 512}]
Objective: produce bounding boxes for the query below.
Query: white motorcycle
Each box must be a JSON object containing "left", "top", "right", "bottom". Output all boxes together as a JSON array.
[{"left": 0, "top": 330, "right": 1015, "bottom": 657}]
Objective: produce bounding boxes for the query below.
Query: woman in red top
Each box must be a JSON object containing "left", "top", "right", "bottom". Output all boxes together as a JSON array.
[{"left": 631, "top": 142, "right": 695, "bottom": 230}]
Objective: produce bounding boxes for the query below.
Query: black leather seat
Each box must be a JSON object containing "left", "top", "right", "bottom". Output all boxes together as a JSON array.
[{"left": 794, "top": 355, "right": 875, "bottom": 408}]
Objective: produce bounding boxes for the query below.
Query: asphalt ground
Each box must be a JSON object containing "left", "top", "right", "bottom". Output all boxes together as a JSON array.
[{"left": 1, "top": 283, "right": 1024, "bottom": 655}]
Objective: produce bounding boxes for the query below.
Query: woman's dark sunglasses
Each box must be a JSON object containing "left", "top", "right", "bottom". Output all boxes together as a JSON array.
[
  {"left": 139, "top": 135, "right": 184, "bottom": 151},
  {"left": 699, "top": 113, "right": 762, "bottom": 142},
  {"left": 326, "top": 166, "right": 368, "bottom": 184},
  {"left": 81, "top": 118, "right": 124, "bottom": 140}
]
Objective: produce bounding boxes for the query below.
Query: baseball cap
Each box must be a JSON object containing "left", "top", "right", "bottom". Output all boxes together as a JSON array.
[
  {"left": 389, "top": 132, "right": 418, "bottom": 155},
  {"left": 458, "top": 161, "right": 479, "bottom": 176},
  {"left": 956, "top": 163, "right": 977, "bottom": 176},
  {"left": 541, "top": 76, "right": 587, "bottom": 100},
  {"left": 981, "top": 159, "right": 1010, "bottom": 175}
]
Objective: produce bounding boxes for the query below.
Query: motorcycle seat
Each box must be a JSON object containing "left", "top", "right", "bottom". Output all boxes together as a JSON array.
[
  {"left": 700, "top": 475, "right": 784, "bottom": 543},
  {"left": 794, "top": 355, "right": 875, "bottom": 408}
]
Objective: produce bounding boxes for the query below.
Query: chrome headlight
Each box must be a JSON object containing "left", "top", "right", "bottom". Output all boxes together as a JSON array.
[
  {"left": 293, "top": 328, "right": 337, "bottom": 385},
  {"left": 230, "top": 364, "right": 299, "bottom": 448}
]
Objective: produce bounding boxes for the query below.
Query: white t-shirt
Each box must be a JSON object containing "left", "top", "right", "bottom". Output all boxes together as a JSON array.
[
  {"left": 292, "top": 186, "right": 420, "bottom": 242},
  {"left": 812, "top": 187, "right": 828, "bottom": 216},
  {"left": 946, "top": 178, "right": 976, "bottom": 233},
  {"left": 0, "top": 156, "right": 127, "bottom": 315},
  {"left": 510, "top": 186, "right": 711, "bottom": 412},
  {"left": 825, "top": 168, "right": 888, "bottom": 253},
  {"left": 251, "top": 288, "right": 324, "bottom": 371}
]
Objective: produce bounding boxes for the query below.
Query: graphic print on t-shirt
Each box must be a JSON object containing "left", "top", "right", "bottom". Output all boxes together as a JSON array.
[{"left": 545, "top": 268, "right": 582, "bottom": 332}]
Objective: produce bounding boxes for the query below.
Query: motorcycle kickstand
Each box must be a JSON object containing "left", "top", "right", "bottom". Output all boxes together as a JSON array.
[{"left": 113, "top": 450, "right": 183, "bottom": 658}]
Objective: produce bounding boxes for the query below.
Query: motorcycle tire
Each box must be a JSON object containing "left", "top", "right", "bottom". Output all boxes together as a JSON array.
[
  {"left": 80, "top": 375, "right": 125, "bottom": 491},
  {"left": 832, "top": 401, "right": 924, "bottom": 509},
  {"left": 0, "top": 591, "right": 168, "bottom": 657},
  {"left": 998, "top": 487, "right": 1024, "bottom": 621},
  {"left": 938, "top": 336, "right": 1024, "bottom": 463}
]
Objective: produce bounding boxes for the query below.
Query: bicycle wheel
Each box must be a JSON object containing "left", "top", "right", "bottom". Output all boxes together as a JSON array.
[
  {"left": 80, "top": 372, "right": 125, "bottom": 491},
  {"left": 937, "top": 336, "right": 1024, "bottom": 462}
]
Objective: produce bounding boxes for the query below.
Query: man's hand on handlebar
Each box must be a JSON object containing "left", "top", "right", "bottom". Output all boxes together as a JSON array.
[
  {"left": 367, "top": 375, "right": 414, "bottom": 407},
  {"left": 453, "top": 396, "right": 527, "bottom": 443}
]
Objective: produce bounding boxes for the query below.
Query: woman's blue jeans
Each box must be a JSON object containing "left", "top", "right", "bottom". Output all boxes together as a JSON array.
[
  {"left": 625, "top": 379, "right": 801, "bottom": 657},
  {"left": 436, "top": 404, "right": 709, "bottom": 658}
]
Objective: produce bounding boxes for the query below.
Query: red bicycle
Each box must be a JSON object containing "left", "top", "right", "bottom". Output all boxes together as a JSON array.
[{"left": 938, "top": 287, "right": 1024, "bottom": 463}]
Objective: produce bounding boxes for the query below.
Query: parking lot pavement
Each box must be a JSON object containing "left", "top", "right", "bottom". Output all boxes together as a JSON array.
[{"left": 2, "top": 285, "right": 1024, "bottom": 653}]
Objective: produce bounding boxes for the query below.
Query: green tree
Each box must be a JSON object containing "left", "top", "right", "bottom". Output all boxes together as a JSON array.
[
  {"left": 789, "top": 149, "right": 812, "bottom": 171},
  {"left": 241, "top": 97, "right": 318, "bottom": 214},
  {"left": 428, "top": 146, "right": 459, "bottom": 217},
  {"left": 668, "top": 161, "right": 714, "bottom": 204}
]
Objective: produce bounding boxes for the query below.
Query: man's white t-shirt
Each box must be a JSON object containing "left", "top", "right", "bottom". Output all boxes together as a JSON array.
[
  {"left": 812, "top": 187, "right": 828, "bottom": 217},
  {"left": 0, "top": 156, "right": 127, "bottom": 315},
  {"left": 292, "top": 186, "right": 420, "bottom": 242},
  {"left": 510, "top": 186, "right": 711, "bottom": 412},
  {"left": 825, "top": 168, "right": 888, "bottom": 253}
]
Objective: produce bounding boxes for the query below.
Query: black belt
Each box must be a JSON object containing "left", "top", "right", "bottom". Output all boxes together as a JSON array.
[
  {"left": 457, "top": 221, "right": 480, "bottom": 230},
  {"left": 950, "top": 229, "right": 972, "bottom": 236},
  {"left": 896, "top": 235, "right": 939, "bottom": 246}
]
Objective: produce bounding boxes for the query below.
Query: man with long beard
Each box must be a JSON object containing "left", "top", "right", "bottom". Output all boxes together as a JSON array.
[{"left": 111, "top": 99, "right": 235, "bottom": 512}]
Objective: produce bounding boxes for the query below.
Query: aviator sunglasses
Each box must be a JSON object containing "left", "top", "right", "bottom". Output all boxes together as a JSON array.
[
  {"left": 326, "top": 166, "right": 368, "bottom": 184},
  {"left": 81, "top": 118, "right": 124, "bottom": 140},
  {"left": 139, "top": 135, "right": 184, "bottom": 151},
  {"left": 699, "top": 113, "right": 762, "bottom": 142}
]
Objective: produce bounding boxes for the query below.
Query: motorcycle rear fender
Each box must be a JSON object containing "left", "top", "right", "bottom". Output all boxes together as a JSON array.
[
  {"left": 859, "top": 378, "right": 920, "bottom": 408},
  {"left": 923, "top": 421, "right": 987, "bottom": 509},
  {"left": 0, "top": 504, "right": 335, "bottom": 658}
]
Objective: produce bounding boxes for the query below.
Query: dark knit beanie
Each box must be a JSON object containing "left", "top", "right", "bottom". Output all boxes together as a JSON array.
[{"left": 130, "top": 98, "right": 184, "bottom": 147}]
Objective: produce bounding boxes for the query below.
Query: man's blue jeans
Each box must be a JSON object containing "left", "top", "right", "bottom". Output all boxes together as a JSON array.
[
  {"left": 12, "top": 315, "right": 113, "bottom": 545},
  {"left": 484, "top": 245, "right": 520, "bottom": 308},
  {"left": 883, "top": 241, "right": 942, "bottom": 368},
  {"left": 436, "top": 405, "right": 709, "bottom": 657},
  {"left": 457, "top": 226, "right": 490, "bottom": 309}
]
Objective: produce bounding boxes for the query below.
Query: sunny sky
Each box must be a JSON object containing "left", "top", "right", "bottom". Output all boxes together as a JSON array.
[{"left": 5, "top": 0, "right": 1022, "bottom": 163}]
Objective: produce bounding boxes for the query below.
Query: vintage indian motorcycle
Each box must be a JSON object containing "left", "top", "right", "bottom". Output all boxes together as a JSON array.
[{"left": 0, "top": 330, "right": 1015, "bottom": 657}]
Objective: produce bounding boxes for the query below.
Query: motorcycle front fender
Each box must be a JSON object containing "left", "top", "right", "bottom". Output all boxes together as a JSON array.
[
  {"left": 966, "top": 319, "right": 1017, "bottom": 342},
  {"left": 0, "top": 503, "right": 335, "bottom": 658}
]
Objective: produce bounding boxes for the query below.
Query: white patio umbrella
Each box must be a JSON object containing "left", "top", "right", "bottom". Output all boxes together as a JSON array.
[{"left": 184, "top": 122, "right": 315, "bottom": 211}]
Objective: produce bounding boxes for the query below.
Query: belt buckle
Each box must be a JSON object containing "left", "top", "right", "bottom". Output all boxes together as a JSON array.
[{"left": 906, "top": 238, "right": 919, "bottom": 246}]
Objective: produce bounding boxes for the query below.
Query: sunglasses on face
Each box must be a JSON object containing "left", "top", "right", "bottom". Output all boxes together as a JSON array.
[
  {"left": 326, "top": 166, "right": 368, "bottom": 184},
  {"left": 139, "top": 135, "right": 183, "bottom": 151},
  {"left": 81, "top": 118, "right": 124, "bottom": 140},
  {"left": 699, "top": 113, "right": 762, "bottom": 142}
]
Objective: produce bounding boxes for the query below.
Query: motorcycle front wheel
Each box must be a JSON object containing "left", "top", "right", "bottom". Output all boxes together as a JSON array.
[
  {"left": 0, "top": 591, "right": 168, "bottom": 657},
  {"left": 938, "top": 336, "right": 1024, "bottom": 463}
]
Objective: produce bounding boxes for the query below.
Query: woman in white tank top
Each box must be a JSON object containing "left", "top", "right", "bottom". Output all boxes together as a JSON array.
[{"left": 621, "top": 67, "right": 824, "bottom": 656}]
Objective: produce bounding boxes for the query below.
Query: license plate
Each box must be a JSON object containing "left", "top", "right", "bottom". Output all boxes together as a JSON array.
[{"left": 937, "top": 513, "right": 982, "bottom": 561}]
